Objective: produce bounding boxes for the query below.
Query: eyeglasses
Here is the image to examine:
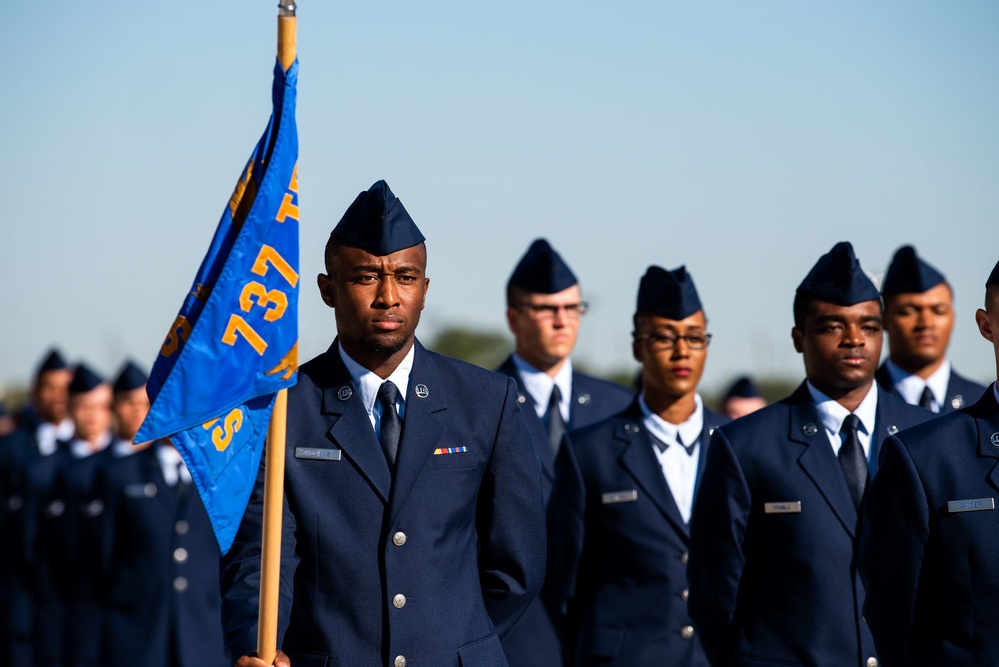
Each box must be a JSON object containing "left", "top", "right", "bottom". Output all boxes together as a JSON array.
[
  {"left": 634, "top": 331, "right": 712, "bottom": 350},
  {"left": 516, "top": 302, "right": 589, "bottom": 321}
]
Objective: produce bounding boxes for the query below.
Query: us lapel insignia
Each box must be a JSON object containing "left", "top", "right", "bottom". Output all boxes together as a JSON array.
[
  {"left": 991, "top": 433, "right": 999, "bottom": 446},
  {"left": 415, "top": 384, "right": 429, "bottom": 399},
  {"left": 577, "top": 394, "right": 591, "bottom": 405},
  {"left": 887, "top": 425, "right": 899, "bottom": 435},
  {"left": 802, "top": 423, "right": 818, "bottom": 436},
  {"left": 952, "top": 395, "right": 964, "bottom": 410},
  {"left": 337, "top": 386, "right": 352, "bottom": 401}
]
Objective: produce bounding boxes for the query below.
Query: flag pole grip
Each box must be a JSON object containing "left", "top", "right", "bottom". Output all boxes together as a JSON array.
[{"left": 257, "top": 387, "right": 289, "bottom": 664}]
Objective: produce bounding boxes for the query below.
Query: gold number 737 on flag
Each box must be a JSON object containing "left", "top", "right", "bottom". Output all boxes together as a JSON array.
[{"left": 222, "top": 243, "right": 299, "bottom": 356}]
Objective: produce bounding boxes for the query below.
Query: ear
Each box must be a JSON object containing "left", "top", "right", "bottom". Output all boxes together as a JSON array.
[
  {"left": 791, "top": 327, "right": 804, "bottom": 353},
  {"left": 977, "top": 308, "right": 994, "bottom": 344},
  {"left": 632, "top": 338, "right": 644, "bottom": 364},
  {"left": 317, "top": 273, "right": 335, "bottom": 309},
  {"left": 506, "top": 307, "right": 519, "bottom": 336},
  {"left": 420, "top": 277, "right": 430, "bottom": 311}
]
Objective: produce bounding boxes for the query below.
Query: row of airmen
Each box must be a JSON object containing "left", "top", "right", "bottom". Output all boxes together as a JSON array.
[
  {"left": 0, "top": 357, "right": 228, "bottom": 667},
  {"left": 1, "top": 231, "right": 996, "bottom": 667}
]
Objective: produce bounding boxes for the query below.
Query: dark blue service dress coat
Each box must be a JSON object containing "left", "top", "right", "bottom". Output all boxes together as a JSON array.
[
  {"left": 221, "top": 341, "right": 546, "bottom": 667},
  {"left": 495, "top": 356, "right": 632, "bottom": 667},
  {"left": 875, "top": 362, "right": 986, "bottom": 413},
  {"left": 93, "top": 444, "right": 227, "bottom": 667},
  {"left": 859, "top": 386, "right": 999, "bottom": 667},
  {"left": 543, "top": 400, "right": 726, "bottom": 667},
  {"left": 687, "top": 383, "right": 931, "bottom": 667},
  {"left": 45, "top": 444, "right": 115, "bottom": 667}
]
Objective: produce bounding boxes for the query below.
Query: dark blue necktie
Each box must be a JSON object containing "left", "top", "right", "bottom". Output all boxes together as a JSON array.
[
  {"left": 547, "top": 386, "right": 566, "bottom": 455},
  {"left": 839, "top": 414, "right": 867, "bottom": 508},
  {"left": 378, "top": 381, "right": 402, "bottom": 469},
  {"left": 919, "top": 386, "right": 935, "bottom": 412}
]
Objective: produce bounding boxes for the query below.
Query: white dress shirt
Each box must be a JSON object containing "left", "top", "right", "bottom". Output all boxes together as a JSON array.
[
  {"left": 511, "top": 353, "right": 572, "bottom": 423},
  {"left": 36, "top": 418, "right": 74, "bottom": 457},
  {"left": 807, "top": 381, "right": 878, "bottom": 464},
  {"left": 885, "top": 357, "right": 951, "bottom": 413},
  {"left": 156, "top": 443, "right": 193, "bottom": 486},
  {"left": 640, "top": 394, "right": 703, "bottom": 524},
  {"left": 339, "top": 342, "right": 414, "bottom": 440}
]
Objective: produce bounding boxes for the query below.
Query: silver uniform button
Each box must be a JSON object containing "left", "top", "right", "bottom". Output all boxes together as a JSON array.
[
  {"left": 680, "top": 552, "right": 689, "bottom": 565},
  {"left": 392, "top": 531, "right": 407, "bottom": 547},
  {"left": 175, "top": 520, "right": 190, "bottom": 535},
  {"left": 394, "top": 656, "right": 406, "bottom": 667},
  {"left": 173, "top": 547, "right": 189, "bottom": 564},
  {"left": 392, "top": 594, "right": 407, "bottom": 608},
  {"left": 173, "top": 576, "right": 188, "bottom": 592},
  {"left": 680, "top": 589, "right": 689, "bottom": 602},
  {"left": 866, "top": 658, "right": 878, "bottom": 667},
  {"left": 680, "top": 625, "right": 694, "bottom": 640}
]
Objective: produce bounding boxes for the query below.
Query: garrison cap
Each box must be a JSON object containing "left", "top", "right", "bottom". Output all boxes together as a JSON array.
[
  {"left": 724, "top": 376, "right": 762, "bottom": 401},
  {"left": 330, "top": 180, "right": 425, "bottom": 255},
  {"left": 112, "top": 360, "right": 148, "bottom": 394},
  {"left": 37, "top": 348, "right": 69, "bottom": 375},
  {"left": 882, "top": 245, "right": 946, "bottom": 296},
  {"left": 69, "top": 364, "right": 106, "bottom": 396},
  {"left": 636, "top": 265, "right": 703, "bottom": 321},
  {"left": 797, "top": 242, "right": 880, "bottom": 306},
  {"left": 988, "top": 260, "right": 999, "bottom": 287},
  {"left": 507, "top": 238, "right": 578, "bottom": 294}
]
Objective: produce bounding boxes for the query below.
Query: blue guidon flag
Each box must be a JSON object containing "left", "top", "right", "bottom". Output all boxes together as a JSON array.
[{"left": 136, "top": 59, "right": 299, "bottom": 554}]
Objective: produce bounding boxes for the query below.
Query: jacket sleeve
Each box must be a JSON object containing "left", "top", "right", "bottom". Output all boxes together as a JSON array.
[
  {"left": 688, "top": 427, "right": 752, "bottom": 667},
  {"left": 219, "top": 449, "right": 299, "bottom": 662},
  {"left": 858, "top": 435, "right": 927, "bottom": 667},
  {"left": 476, "top": 376, "right": 547, "bottom": 637}
]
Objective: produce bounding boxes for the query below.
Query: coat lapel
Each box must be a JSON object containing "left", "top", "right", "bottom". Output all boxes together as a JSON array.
[
  {"left": 971, "top": 390, "right": 999, "bottom": 495},
  {"left": 497, "top": 356, "right": 555, "bottom": 481},
  {"left": 319, "top": 349, "right": 392, "bottom": 504},
  {"left": 693, "top": 408, "right": 725, "bottom": 500},
  {"left": 615, "top": 404, "right": 690, "bottom": 539},
  {"left": 389, "top": 343, "right": 446, "bottom": 525},
  {"left": 788, "top": 385, "right": 858, "bottom": 537}
]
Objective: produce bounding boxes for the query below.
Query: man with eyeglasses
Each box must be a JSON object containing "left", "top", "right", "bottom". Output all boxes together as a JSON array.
[
  {"left": 497, "top": 238, "right": 632, "bottom": 667},
  {"left": 688, "top": 242, "right": 931, "bottom": 667},
  {"left": 542, "top": 264, "right": 724, "bottom": 666}
]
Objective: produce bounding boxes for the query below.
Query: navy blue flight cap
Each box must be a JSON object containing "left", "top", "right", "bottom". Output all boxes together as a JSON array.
[
  {"left": 987, "top": 260, "right": 999, "bottom": 288},
  {"left": 635, "top": 265, "right": 703, "bottom": 320},
  {"left": 507, "top": 238, "right": 579, "bottom": 294},
  {"left": 69, "top": 364, "right": 106, "bottom": 395},
  {"left": 37, "top": 348, "right": 69, "bottom": 375},
  {"left": 724, "top": 376, "right": 762, "bottom": 401},
  {"left": 882, "top": 245, "right": 946, "bottom": 296},
  {"left": 113, "top": 360, "right": 148, "bottom": 394},
  {"left": 796, "top": 242, "right": 880, "bottom": 306},
  {"left": 329, "top": 180, "right": 425, "bottom": 255}
]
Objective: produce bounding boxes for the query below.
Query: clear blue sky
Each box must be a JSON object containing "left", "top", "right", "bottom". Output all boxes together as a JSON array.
[{"left": 1, "top": 1, "right": 997, "bottom": 395}]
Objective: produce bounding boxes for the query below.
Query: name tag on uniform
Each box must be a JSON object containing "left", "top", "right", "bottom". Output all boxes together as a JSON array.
[
  {"left": 764, "top": 501, "right": 802, "bottom": 514},
  {"left": 947, "top": 498, "right": 995, "bottom": 513},
  {"left": 124, "top": 483, "right": 157, "bottom": 498},
  {"left": 295, "top": 447, "right": 341, "bottom": 461},
  {"left": 601, "top": 489, "right": 638, "bottom": 504}
]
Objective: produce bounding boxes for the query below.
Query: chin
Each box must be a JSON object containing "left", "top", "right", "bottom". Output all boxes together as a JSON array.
[{"left": 361, "top": 334, "right": 409, "bottom": 358}]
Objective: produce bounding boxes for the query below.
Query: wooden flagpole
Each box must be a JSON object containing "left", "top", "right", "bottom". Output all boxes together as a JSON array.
[{"left": 257, "top": 3, "right": 296, "bottom": 664}]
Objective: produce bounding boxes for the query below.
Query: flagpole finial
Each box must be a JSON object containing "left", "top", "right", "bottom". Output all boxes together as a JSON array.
[{"left": 278, "top": 2, "right": 296, "bottom": 17}]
